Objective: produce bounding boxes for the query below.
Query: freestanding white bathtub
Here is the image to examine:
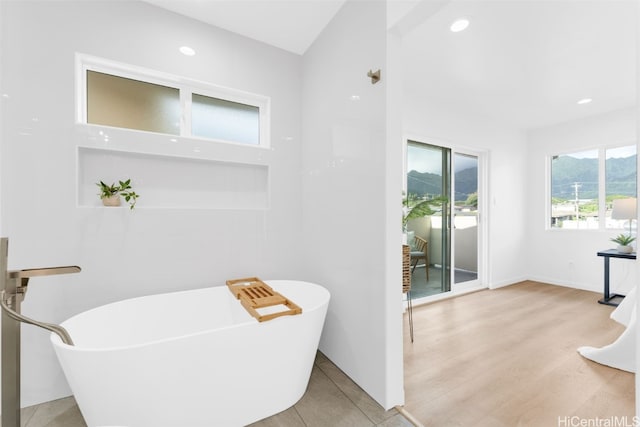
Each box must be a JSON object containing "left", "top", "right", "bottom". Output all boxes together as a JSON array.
[{"left": 51, "top": 280, "right": 330, "bottom": 427}]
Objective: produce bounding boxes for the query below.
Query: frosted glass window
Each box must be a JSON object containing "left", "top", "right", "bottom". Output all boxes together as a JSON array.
[
  {"left": 79, "top": 55, "right": 269, "bottom": 147},
  {"left": 87, "top": 71, "right": 180, "bottom": 135},
  {"left": 191, "top": 94, "right": 260, "bottom": 145}
]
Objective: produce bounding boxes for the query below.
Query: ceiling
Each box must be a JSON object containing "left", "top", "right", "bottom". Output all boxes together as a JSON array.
[
  {"left": 143, "top": 0, "right": 346, "bottom": 55},
  {"left": 403, "top": 0, "right": 638, "bottom": 130},
  {"left": 145, "top": 0, "right": 637, "bottom": 131}
]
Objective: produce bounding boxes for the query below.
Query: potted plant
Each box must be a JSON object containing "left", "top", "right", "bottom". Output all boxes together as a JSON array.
[
  {"left": 403, "top": 194, "right": 447, "bottom": 230},
  {"left": 611, "top": 234, "right": 635, "bottom": 254},
  {"left": 96, "top": 179, "right": 140, "bottom": 209}
]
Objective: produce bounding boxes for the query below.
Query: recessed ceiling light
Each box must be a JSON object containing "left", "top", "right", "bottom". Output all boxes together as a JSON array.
[
  {"left": 577, "top": 98, "right": 592, "bottom": 105},
  {"left": 179, "top": 46, "right": 196, "bottom": 56},
  {"left": 450, "top": 18, "right": 470, "bottom": 33}
]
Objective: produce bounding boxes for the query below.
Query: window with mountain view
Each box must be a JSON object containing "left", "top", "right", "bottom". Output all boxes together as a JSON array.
[
  {"left": 606, "top": 146, "right": 637, "bottom": 228},
  {"left": 550, "top": 145, "right": 636, "bottom": 230}
]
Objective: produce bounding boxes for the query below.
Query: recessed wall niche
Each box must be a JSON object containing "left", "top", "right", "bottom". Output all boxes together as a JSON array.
[{"left": 77, "top": 147, "right": 269, "bottom": 209}]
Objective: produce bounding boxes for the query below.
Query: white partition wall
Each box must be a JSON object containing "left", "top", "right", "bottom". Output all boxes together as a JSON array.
[
  {"left": 301, "top": 0, "right": 404, "bottom": 410},
  {"left": 636, "top": 3, "right": 640, "bottom": 412}
]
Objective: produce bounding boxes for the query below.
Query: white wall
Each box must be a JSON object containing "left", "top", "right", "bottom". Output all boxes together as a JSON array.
[
  {"left": 636, "top": 5, "right": 640, "bottom": 410},
  {"left": 403, "top": 99, "right": 529, "bottom": 288},
  {"left": 0, "top": 1, "right": 4, "bottom": 233},
  {"left": 1, "top": 0, "right": 304, "bottom": 407},
  {"left": 301, "top": 0, "right": 404, "bottom": 409},
  {"left": 526, "top": 107, "right": 638, "bottom": 294}
]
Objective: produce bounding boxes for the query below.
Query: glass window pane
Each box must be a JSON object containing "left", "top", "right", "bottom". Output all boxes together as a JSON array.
[
  {"left": 191, "top": 94, "right": 259, "bottom": 145},
  {"left": 453, "top": 153, "right": 478, "bottom": 284},
  {"left": 407, "top": 143, "right": 443, "bottom": 197},
  {"left": 606, "top": 145, "right": 637, "bottom": 229},
  {"left": 406, "top": 141, "right": 451, "bottom": 296},
  {"left": 550, "top": 150, "right": 599, "bottom": 229},
  {"left": 87, "top": 71, "right": 180, "bottom": 135}
]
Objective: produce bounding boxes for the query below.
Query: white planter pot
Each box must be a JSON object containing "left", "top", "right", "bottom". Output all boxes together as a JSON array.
[
  {"left": 101, "top": 195, "right": 121, "bottom": 207},
  {"left": 616, "top": 245, "right": 634, "bottom": 254}
]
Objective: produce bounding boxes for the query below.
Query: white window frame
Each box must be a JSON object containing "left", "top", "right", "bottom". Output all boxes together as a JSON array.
[
  {"left": 548, "top": 142, "right": 637, "bottom": 231},
  {"left": 75, "top": 53, "right": 271, "bottom": 148}
]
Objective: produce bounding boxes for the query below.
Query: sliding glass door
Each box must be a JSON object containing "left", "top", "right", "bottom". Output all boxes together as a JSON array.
[
  {"left": 406, "top": 141, "right": 451, "bottom": 297},
  {"left": 406, "top": 141, "right": 482, "bottom": 299},
  {"left": 453, "top": 152, "right": 479, "bottom": 287}
]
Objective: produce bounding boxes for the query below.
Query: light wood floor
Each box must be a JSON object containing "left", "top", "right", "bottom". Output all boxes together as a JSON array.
[{"left": 403, "top": 281, "right": 635, "bottom": 426}]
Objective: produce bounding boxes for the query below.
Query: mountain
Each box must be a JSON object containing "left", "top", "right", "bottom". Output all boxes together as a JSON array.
[
  {"left": 551, "top": 154, "right": 636, "bottom": 200},
  {"left": 407, "top": 170, "right": 442, "bottom": 198},
  {"left": 606, "top": 155, "right": 636, "bottom": 196},
  {"left": 454, "top": 167, "right": 478, "bottom": 201},
  {"left": 408, "top": 167, "right": 478, "bottom": 201},
  {"left": 408, "top": 154, "right": 635, "bottom": 203}
]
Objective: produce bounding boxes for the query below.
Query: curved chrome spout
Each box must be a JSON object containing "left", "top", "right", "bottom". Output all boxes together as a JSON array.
[
  {"left": 0, "top": 299, "right": 74, "bottom": 345},
  {"left": 0, "top": 237, "right": 81, "bottom": 427}
]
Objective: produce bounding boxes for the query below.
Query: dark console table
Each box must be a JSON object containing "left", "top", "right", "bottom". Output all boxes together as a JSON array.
[{"left": 596, "top": 249, "right": 635, "bottom": 306}]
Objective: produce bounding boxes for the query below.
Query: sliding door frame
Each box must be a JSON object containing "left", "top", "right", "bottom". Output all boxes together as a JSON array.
[
  {"left": 404, "top": 135, "right": 489, "bottom": 303},
  {"left": 451, "top": 146, "right": 488, "bottom": 293}
]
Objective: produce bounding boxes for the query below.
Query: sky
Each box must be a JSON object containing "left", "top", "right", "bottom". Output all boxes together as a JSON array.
[{"left": 565, "top": 145, "right": 636, "bottom": 159}]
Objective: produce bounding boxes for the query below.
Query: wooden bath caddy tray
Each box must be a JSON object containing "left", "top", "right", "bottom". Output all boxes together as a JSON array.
[{"left": 226, "top": 277, "right": 302, "bottom": 322}]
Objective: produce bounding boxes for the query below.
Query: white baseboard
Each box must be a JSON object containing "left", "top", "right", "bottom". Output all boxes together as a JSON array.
[{"left": 525, "top": 275, "right": 600, "bottom": 293}]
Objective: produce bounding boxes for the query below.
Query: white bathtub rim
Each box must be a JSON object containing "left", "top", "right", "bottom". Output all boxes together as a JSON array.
[
  {"left": 51, "top": 312, "right": 297, "bottom": 353},
  {"left": 51, "top": 279, "right": 330, "bottom": 353}
]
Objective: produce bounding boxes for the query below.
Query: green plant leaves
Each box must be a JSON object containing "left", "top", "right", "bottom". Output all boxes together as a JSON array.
[
  {"left": 611, "top": 233, "right": 636, "bottom": 246},
  {"left": 402, "top": 194, "right": 448, "bottom": 227},
  {"left": 96, "top": 178, "right": 139, "bottom": 209}
]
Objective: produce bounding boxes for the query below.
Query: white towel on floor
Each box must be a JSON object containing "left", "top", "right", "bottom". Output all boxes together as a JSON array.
[
  {"left": 611, "top": 285, "right": 636, "bottom": 327},
  {"left": 577, "top": 285, "right": 637, "bottom": 373}
]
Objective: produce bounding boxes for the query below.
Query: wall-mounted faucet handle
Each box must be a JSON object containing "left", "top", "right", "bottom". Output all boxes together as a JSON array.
[
  {"left": 8, "top": 266, "right": 81, "bottom": 279},
  {"left": 7, "top": 266, "right": 81, "bottom": 299}
]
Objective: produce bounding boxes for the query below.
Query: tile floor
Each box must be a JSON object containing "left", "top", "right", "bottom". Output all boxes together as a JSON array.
[{"left": 19, "top": 352, "right": 413, "bottom": 427}]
